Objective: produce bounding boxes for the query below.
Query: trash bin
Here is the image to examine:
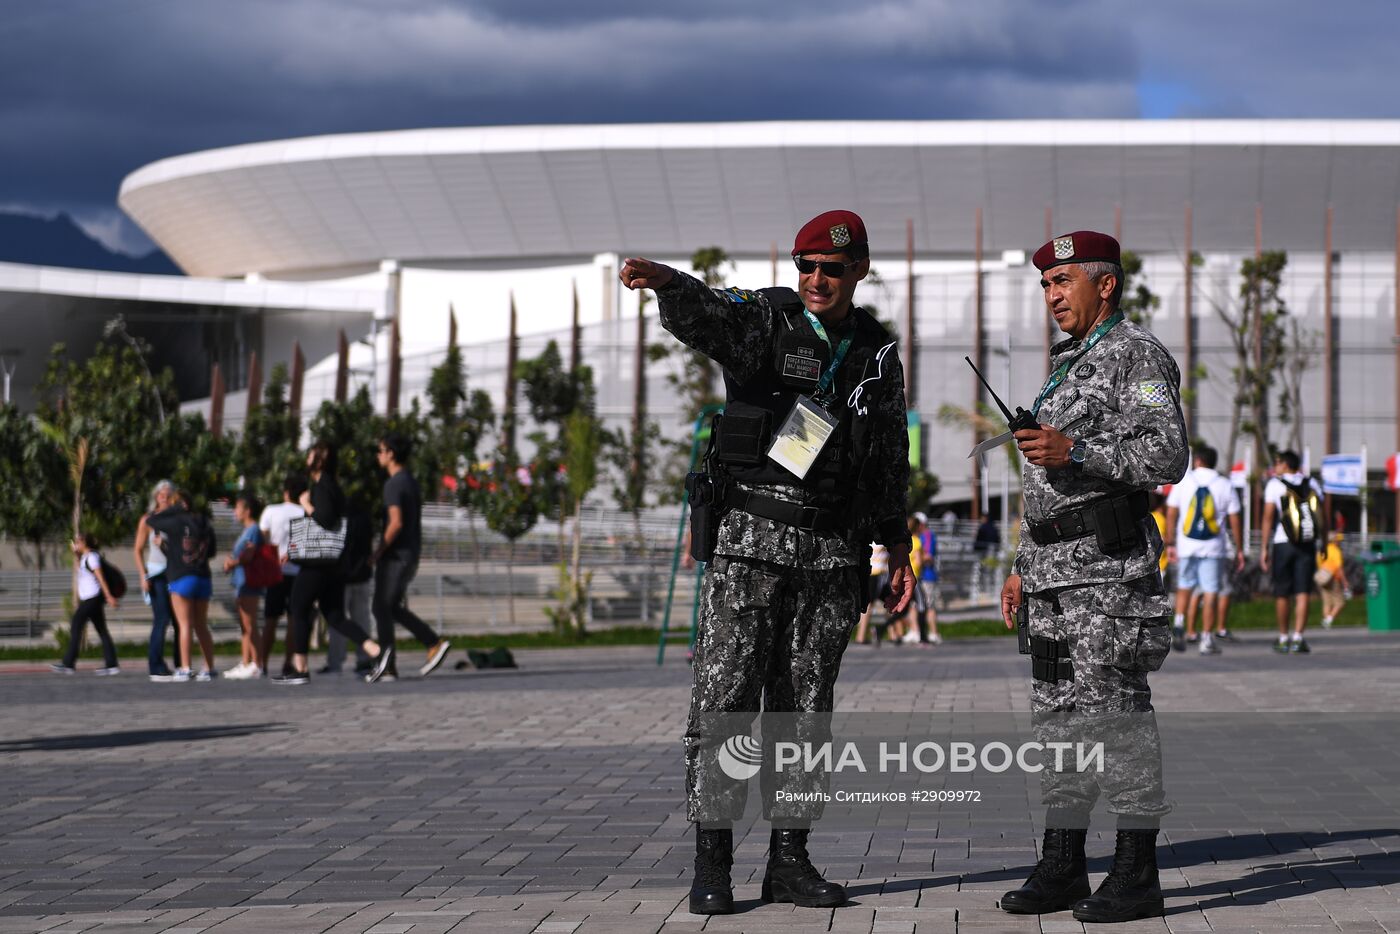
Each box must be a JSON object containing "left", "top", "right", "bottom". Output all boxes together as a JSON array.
[{"left": 1364, "top": 541, "right": 1400, "bottom": 631}]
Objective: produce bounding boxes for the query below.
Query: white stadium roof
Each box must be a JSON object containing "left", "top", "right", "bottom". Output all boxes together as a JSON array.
[{"left": 119, "top": 120, "right": 1400, "bottom": 278}]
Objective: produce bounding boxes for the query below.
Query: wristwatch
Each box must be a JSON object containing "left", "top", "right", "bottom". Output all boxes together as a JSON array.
[{"left": 1069, "top": 437, "right": 1087, "bottom": 465}]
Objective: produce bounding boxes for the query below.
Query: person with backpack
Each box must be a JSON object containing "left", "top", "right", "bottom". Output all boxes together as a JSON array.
[
  {"left": 1261, "top": 450, "right": 1326, "bottom": 654},
  {"left": 1164, "top": 444, "right": 1242, "bottom": 655},
  {"left": 147, "top": 491, "right": 220, "bottom": 681},
  {"left": 51, "top": 533, "right": 122, "bottom": 676}
]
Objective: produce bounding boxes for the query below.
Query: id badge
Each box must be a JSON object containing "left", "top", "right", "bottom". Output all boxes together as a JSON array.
[{"left": 767, "top": 395, "right": 838, "bottom": 479}]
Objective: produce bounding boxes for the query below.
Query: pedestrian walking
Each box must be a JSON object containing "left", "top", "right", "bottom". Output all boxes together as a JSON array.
[
  {"left": 1261, "top": 450, "right": 1326, "bottom": 653},
  {"left": 370, "top": 432, "right": 450, "bottom": 679},
  {"left": 1164, "top": 444, "right": 1243, "bottom": 656},
  {"left": 259, "top": 474, "right": 306, "bottom": 677},
  {"left": 51, "top": 533, "right": 121, "bottom": 676},
  {"left": 273, "top": 441, "right": 393, "bottom": 685}
]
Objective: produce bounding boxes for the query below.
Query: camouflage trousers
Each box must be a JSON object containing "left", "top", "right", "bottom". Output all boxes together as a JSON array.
[
  {"left": 1025, "top": 574, "right": 1172, "bottom": 829},
  {"left": 685, "top": 556, "right": 862, "bottom": 826}
]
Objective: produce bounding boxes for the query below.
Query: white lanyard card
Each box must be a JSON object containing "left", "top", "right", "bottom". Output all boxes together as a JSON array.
[{"left": 767, "top": 395, "right": 839, "bottom": 480}]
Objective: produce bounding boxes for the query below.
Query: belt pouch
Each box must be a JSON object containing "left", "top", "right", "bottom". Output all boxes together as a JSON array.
[
  {"left": 715, "top": 408, "right": 770, "bottom": 466},
  {"left": 686, "top": 472, "right": 719, "bottom": 562}
]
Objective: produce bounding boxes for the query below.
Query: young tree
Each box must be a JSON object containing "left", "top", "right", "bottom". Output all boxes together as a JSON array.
[
  {"left": 556, "top": 408, "right": 604, "bottom": 635},
  {"left": 1277, "top": 317, "right": 1317, "bottom": 455},
  {"left": 1205, "top": 252, "right": 1289, "bottom": 478},
  {"left": 470, "top": 457, "right": 542, "bottom": 629},
  {"left": 0, "top": 405, "right": 67, "bottom": 616}
]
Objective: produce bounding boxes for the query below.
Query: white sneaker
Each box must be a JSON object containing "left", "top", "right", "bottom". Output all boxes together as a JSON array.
[
  {"left": 1199, "top": 634, "right": 1220, "bottom": 655},
  {"left": 901, "top": 629, "right": 920, "bottom": 644},
  {"left": 929, "top": 632, "right": 943, "bottom": 645},
  {"left": 225, "top": 663, "right": 254, "bottom": 680},
  {"left": 1321, "top": 616, "right": 1334, "bottom": 629},
  {"left": 195, "top": 669, "right": 218, "bottom": 682},
  {"left": 172, "top": 668, "right": 192, "bottom": 682},
  {"left": 94, "top": 666, "right": 121, "bottom": 676}
]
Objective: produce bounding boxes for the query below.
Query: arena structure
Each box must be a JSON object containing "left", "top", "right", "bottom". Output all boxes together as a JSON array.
[{"left": 6, "top": 119, "right": 1400, "bottom": 522}]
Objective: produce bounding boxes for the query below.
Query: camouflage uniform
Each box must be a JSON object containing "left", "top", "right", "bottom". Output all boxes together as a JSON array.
[
  {"left": 1014, "top": 318, "right": 1188, "bottom": 829},
  {"left": 655, "top": 270, "right": 909, "bottom": 825}
]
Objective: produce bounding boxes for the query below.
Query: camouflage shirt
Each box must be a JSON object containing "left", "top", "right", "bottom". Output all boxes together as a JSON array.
[
  {"left": 1014, "top": 317, "right": 1188, "bottom": 591},
  {"left": 656, "top": 270, "right": 910, "bottom": 569}
]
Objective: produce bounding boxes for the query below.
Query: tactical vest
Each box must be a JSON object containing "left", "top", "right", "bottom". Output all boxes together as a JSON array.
[{"left": 710, "top": 287, "right": 892, "bottom": 503}]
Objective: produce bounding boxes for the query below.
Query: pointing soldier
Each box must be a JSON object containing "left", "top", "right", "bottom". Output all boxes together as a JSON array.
[
  {"left": 998, "top": 231, "right": 1188, "bottom": 923},
  {"left": 621, "top": 210, "right": 914, "bottom": 916}
]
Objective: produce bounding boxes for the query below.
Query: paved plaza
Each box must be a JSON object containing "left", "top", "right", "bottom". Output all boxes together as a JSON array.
[{"left": 1, "top": 626, "right": 1398, "bottom": 933}]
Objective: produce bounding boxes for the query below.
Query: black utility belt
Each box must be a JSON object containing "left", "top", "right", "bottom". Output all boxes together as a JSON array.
[
  {"left": 724, "top": 488, "right": 846, "bottom": 532},
  {"left": 1027, "top": 490, "right": 1149, "bottom": 551}
]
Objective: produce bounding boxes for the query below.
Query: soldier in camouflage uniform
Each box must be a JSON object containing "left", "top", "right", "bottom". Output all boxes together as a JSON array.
[
  {"left": 621, "top": 210, "right": 914, "bottom": 915},
  {"left": 998, "top": 231, "right": 1188, "bottom": 924}
]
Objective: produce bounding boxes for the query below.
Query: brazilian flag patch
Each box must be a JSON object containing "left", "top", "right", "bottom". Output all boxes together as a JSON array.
[
  {"left": 1137, "top": 381, "right": 1171, "bottom": 407},
  {"left": 720, "top": 288, "right": 760, "bottom": 303}
]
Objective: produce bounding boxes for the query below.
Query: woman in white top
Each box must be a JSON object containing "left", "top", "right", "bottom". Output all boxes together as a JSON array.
[
  {"left": 52, "top": 533, "right": 121, "bottom": 675},
  {"left": 133, "top": 480, "right": 180, "bottom": 679}
]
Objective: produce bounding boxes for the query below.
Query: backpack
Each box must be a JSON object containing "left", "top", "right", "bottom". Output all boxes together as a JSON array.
[
  {"left": 1278, "top": 479, "right": 1322, "bottom": 547},
  {"left": 1183, "top": 485, "right": 1221, "bottom": 541},
  {"left": 243, "top": 543, "right": 284, "bottom": 589},
  {"left": 98, "top": 556, "right": 127, "bottom": 600}
]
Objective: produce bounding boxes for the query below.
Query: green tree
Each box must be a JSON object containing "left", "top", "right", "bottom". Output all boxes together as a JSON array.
[
  {"left": 0, "top": 405, "right": 68, "bottom": 616},
  {"left": 1118, "top": 250, "right": 1161, "bottom": 329},
  {"left": 419, "top": 345, "right": 495, "bottom": 502},
  {"left": 306, "top": 385, "right": 389, "bottom": 516},
  {"left": 236, "top": 362, "right": 303, "bottom": 505},
  {"left": 550, "top": 408, "right": 604, "bottom": 636},
  {"left": 37, "top": 340, "right": 192, "bottom": 544}
]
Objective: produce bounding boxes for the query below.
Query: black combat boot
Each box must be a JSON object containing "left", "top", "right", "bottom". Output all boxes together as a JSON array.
[
  {"left": 761, "top": 828, "right": 847, "bottom": 908},
  {"left": 1071, "top": 829, "right": 1164, "bottom": 923},
  {"left": 1000, "top": 828, "right": 1090, "bottom": 914},
  {"left": 688, "top": 828, "right": 734, "bottom": 915}
]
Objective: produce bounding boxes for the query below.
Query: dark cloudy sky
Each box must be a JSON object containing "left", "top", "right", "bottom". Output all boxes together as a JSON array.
[{"left": 3, "top": 0, "right": 1395, "bottom": 255}]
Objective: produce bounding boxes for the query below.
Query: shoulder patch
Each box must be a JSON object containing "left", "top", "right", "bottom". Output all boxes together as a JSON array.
[
  {"left": 720, "top": 288, "right": 760, "bottom": 304},
  {"left": 1137, "top": 380, "right": 1171, "bottom": 407},
  {"left": 1074, "top": 363, "right": 1095, "bottom": 379}
]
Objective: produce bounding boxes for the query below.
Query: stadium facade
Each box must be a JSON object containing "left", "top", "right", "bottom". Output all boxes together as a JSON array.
[{"left": 5, "top": 120, "right": 1400, "bottom": 525}]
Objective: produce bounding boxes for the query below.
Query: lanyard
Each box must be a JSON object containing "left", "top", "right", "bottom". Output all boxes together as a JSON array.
[
  {"left": 1031, "top": 311, "right": 1123, "bottom": 418},
  {"left": 803, "top": 310, "right": 853, "bottom": 396}
]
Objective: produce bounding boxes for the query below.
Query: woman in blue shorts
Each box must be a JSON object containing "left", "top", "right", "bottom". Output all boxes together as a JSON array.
[{"left": 147, "top": 491, "right": 219, "bottom": 682}]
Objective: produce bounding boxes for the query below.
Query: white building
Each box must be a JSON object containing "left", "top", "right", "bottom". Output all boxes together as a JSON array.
[{"left": 4, "top": 120, "right": 1398, "bottom": 524}]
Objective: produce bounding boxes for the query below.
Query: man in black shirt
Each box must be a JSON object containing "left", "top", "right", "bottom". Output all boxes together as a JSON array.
[{"left": 372, "top": 432, "right": 450, "bottom": 678}]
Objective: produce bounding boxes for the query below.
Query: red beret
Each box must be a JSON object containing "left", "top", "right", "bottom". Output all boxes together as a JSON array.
[
  {"left": 1033, "top": 230, "right": 1121, "bottom": 271},
  {"left": 793, "top": 210, "right": 868, "bottom": 256}
]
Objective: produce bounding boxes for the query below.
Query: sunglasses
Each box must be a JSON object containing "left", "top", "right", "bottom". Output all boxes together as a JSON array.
[{"left": 794, "top": 256, "right": 860, "bottom": 278}]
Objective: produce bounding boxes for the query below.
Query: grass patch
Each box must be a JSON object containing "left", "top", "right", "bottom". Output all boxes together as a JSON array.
[
  {"left": 0, "top": 626, "right": 693, "bottom": 662},
  {"left": 939, "top": 591, "right": 1368, "bottom": 633},
  {"left": 1, "top": 595, "right": 1373, "bottom": 662}
]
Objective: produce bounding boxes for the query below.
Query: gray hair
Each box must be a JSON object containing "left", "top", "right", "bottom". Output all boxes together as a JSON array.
[
  {"left": 1079, "top": 261, "right": 1125, "bottom": 309},
  {"left": 148, "top": 479, "right": 175, "bottom": 513}
]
